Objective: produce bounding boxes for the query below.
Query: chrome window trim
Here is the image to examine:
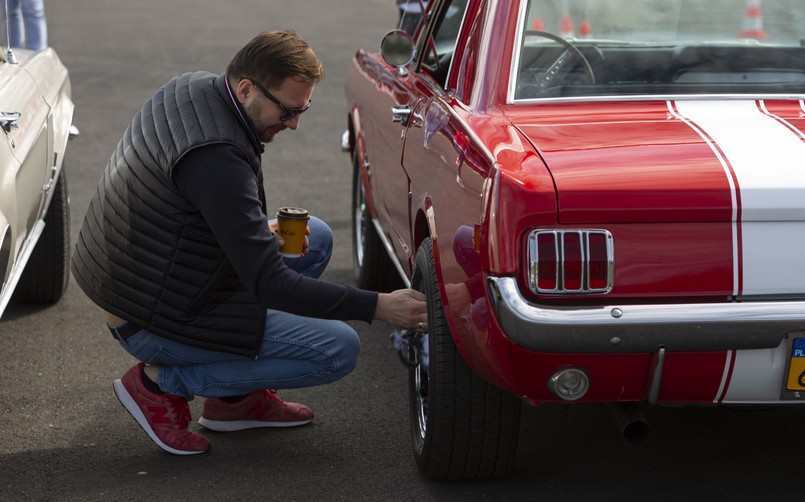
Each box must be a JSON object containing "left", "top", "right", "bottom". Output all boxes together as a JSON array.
[
  {"left": 507, "top": 0, "right": 530, "bottom": 104},
  {"left": 506, "top": 2, "right": 805, "bottom": 105},
  {"left": 509, "top": 93, "right": 805, "bottom": 105}
]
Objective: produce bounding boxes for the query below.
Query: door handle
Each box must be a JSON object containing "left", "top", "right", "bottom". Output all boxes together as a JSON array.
[
  {"left": 391, "top": 105, "right": 411, "bottom": 124},
  {"left": 0, "top": 111, "right": 21, "bottom": 133}
]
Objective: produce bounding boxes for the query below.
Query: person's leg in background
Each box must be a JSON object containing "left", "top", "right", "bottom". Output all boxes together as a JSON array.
[
  {"left": 20, "top": 0, "right": 47, "bottom": 50},
  {"left": 2, "top": 0, "right": 24, "bottom": 49}
]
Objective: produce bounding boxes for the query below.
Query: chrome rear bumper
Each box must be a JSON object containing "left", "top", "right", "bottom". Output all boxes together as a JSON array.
[{"left": 487, "top": 276, "right": 805, "bottom": 353}]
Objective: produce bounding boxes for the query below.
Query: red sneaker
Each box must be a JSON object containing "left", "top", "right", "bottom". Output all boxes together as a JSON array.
[
  {"left": 198, "top": 390, "right": 314, "bottom": 432},
  {"left": 113, "top": 363, "right": 209, "bottom": 455}
]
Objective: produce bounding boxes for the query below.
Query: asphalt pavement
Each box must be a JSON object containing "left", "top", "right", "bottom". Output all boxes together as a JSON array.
[{"left": 0, "top": 1, "right": 803, "bottom": 501}]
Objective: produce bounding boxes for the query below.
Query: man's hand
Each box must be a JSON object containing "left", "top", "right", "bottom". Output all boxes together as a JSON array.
[{"left": 374, "top": 289, "right": 427, "bottom": 331}]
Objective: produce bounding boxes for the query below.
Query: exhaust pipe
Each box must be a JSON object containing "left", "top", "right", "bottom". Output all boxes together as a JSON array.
[{"left": 607, "top": 402, "right": 651, "bottom": 446}]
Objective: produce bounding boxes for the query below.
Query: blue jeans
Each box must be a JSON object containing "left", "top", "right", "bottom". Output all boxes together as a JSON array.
[
  {"left": 110, "top": 216, "right": 361, "bottom": 400},
  {"left": 2, "top": 0, "right": 47, "bottom": 51}
]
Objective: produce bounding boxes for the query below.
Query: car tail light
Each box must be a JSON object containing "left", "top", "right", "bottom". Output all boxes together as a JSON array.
[{"left": 527, "top": 229, "right": 613, "bottom": 294}]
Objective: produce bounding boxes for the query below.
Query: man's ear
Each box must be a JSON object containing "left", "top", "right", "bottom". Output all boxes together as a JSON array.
[{"left": 234, "top": 78, "right": 254, "bottom": 104}]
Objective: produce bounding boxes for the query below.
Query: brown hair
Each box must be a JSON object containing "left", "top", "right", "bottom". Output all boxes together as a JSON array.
[{"left": 226, "top": 30, "right": 324, "bottom": 90}]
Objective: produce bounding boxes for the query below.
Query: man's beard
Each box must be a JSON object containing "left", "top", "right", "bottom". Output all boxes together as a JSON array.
[{"left": 246, "top": 100, "right": 282, "bottom": 143}]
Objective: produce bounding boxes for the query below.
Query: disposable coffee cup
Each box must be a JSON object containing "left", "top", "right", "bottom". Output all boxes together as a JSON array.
[{"left": 276, "top": 207, "right": 309, "bottom": 258}]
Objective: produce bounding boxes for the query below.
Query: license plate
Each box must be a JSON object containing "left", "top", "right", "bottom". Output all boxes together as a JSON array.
[{"left": 786, "top": 337, "right": 805, "bottom": 391}]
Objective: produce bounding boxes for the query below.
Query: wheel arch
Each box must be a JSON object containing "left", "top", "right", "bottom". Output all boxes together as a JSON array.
[
  {"left": 412, "top": 203, "right": 472, "bottom": 356},
  {"left": 412, "top": 204, "right": 431, "bottom": 267},
  {"left": 347, "top": 106, "right": 375, "bottom": 220}
]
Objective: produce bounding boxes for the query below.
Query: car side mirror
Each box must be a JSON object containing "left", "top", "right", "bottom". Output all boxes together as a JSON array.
[{"left": 380, "top": 29, "right": 416, "bottom": 67}]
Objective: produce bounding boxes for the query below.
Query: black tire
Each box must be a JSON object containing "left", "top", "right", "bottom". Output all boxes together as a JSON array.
[
  {"left": 409, "top": 237, "right": 521, "bottom": 481},
  {"left": 351, "top": 151, "right": 403, "bottom": 292},
  {"left": 14, "top": 168, "right": 70, "bottom": 303}
]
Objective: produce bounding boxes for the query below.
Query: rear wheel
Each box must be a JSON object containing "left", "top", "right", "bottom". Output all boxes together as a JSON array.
[
  {"left": 351, "top": 151, "right": 402, "bottom": 292},
  {"left": 409, "top": 237, "right": 521, "bottom": 480},
  {"left": 14, "top": 168, "right": 70, "bottom": 303}
]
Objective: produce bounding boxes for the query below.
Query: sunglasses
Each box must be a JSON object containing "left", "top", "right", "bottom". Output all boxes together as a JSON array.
[{"left": 249, "top": 79, "right": 311, "bottom": 121}]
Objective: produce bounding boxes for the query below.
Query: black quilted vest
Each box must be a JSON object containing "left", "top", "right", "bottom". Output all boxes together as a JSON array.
[{"left": 71, "top": 72, "right": 267, "bottom": 358}]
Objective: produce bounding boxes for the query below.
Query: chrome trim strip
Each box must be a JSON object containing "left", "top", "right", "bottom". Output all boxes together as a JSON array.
[
  {"left": 487, "top": 276, "right": 805, "bottom": 353},
  {"left": 0, "top": 220, "right": 44, "bottom": 318}
]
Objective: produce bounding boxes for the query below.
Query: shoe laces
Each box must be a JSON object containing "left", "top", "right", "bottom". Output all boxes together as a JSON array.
[
  {"left": 162, "top": 395, "right": 192, "bottom": 429},
  {"left": 251, "top": 389, "right": 286, "bottom": 415},
  {"left": 266, "top": 389, "right": 283, "bottom": 402}
]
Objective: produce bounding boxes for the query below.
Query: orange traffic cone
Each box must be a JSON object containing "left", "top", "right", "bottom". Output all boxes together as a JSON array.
[
  {"left": 739, "top": 0, "right": 768, "bottom": 39},
  {"left": 532, "top": 17, "right": 544, "bottom": 31},
  {"left": 560, "top": 15, "right": 574, "bottom": 37},
  {"left": 579, "top": 19, "right": 592, "bottom": 38},
  {"left": 559, "top": 0, "right": 574, "bottom": 38}
]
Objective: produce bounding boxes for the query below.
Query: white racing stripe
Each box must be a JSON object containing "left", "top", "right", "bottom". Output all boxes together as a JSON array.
[
  {"left": 673, "top": 100, "right": 805, "bottom": 402},
  {"left": 666, "top": 101, "right": 739, "bottom": 297},
  {"left": 713, "top": 349, "right": 733, "bottom": 404},
  {"left": 721, "top": 340, "right": 790, "bottom": 403},
  {"left": 673, "top": 100, "right": 805, "bottom": 296}
]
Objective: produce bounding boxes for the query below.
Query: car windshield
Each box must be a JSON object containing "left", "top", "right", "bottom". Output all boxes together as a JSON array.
[{"left": 512, "top": 0, "right": 805, "bottom": 100}]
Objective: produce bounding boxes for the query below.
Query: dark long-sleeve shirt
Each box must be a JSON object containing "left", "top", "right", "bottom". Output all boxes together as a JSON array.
[{"left": 173, "top": 144, "right": 378, "bottom": 323}]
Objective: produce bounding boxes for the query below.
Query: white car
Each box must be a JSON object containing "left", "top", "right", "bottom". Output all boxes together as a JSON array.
[{"left": 0, "top": 40, "right": 75, "bottom": 318}]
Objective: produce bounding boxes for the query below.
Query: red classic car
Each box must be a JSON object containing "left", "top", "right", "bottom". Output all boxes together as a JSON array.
[{"left": 343, "top": 0, "right": 805, "bottom": 480}]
